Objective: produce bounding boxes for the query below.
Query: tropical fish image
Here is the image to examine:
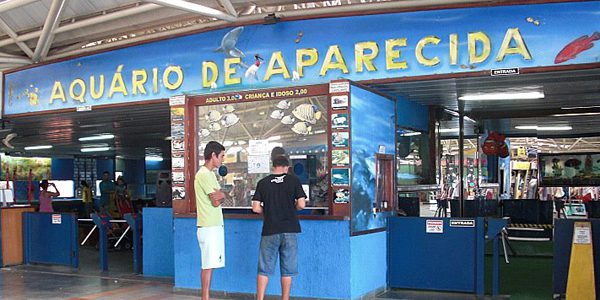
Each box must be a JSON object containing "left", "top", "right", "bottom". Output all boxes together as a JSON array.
[
  {"left": 205, "top": 110, "right": 222, "bottom": 122},
  {"left": 276, "top": 100, "right": 291, "bottom": 110},
  {"left": 26, "top": 87, "right": 39, "bottom": 106},
  {"left": 555, "top": 32, "right": 600, "bottom": 64},
  {"left": 292, "top": 104, "right": 322, "bottom": 124},
  {"left": 223, "top": 105, "right": 235, "bottom": 113},
  {"left": 281, "top": 115, "right": 295, "bottom": 125},
  {"left": 221, "top": 113, "right": 239, "bottom": 127},
  {"left": 525, "top": 17, "right": 541, "bottom": 26},
  {"left": 208, "top": 122, "right": 222, "bottom": 132},
  {"left": 270, "top": 110, "right": 285, "bottom": 119},
  {"left": 200, "top": 129, "right": 211, "bottom": 137},
  {"left": 291, "top": 122, "right": 312, "bottom": 135}
]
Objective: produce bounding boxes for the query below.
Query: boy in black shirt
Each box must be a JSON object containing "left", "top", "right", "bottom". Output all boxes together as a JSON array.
[{"left": 252, "top": 155, "right": 306, "bottom": 300}]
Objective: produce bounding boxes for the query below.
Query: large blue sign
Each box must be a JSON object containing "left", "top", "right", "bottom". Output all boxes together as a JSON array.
[{"left": 3, "top": 1, "right": 600, "bottom": 115}]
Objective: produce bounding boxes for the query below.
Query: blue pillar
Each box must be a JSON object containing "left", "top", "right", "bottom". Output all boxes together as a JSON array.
[
  {"left": 91, "top": 213, "right": 108, "bottom": 271},
  {"left": 124, "top": 213, "right": 143, "bottom": 274}
]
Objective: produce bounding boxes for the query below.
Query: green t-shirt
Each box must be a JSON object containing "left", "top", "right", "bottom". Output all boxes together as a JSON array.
[{"left": 195, "top": 166, "right": 223, "bottom": 227}]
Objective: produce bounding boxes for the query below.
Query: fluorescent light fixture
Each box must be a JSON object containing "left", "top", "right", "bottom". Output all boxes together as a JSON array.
[
  {"left": 515, "top": 125, "right": 572, "bottom": 131},
  {"left": 459, "top": 91, "right": 544, "bottom": 101},
  {"left": 223, "top": 140, "right": 234, "bottom": 147},
  {"left": 314, "top": 129, "right": 326, "bottom": 134},
  {"left": 81, "top": 147, "right": 110, "bottom": 152},
  {"left": 401, "top": 132, "right": 422, "bottom": 136},
  {"left": 552, "top": 112, "right": 600, "bottom": 117},
  {"left": 79, "top": 134, "right": 115, "bottom": 141},
  {"left": 24, "top": 145, "right": 53, "bottom": 150},
  {"left": 145, "top": 156, "right": 163, "bottom": 162},
  {"left": 561, "top": 105, "right": 600, "bottom": 110},
  {"left": 164, "top": 136, "right": 173, "bottom": 141},
  {"left": 237, "top": 140, "right": 247, "bottom": 145},
  {"left": 439, "top": 128, "right": 460, "bottom": 133},
  {"left": 266, "top": 136, "right": 281, "bottom": 141}
]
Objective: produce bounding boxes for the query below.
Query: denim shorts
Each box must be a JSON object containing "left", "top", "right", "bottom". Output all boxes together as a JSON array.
[{"left": 258, "top": 233, "right": 298, "bottom": 277}]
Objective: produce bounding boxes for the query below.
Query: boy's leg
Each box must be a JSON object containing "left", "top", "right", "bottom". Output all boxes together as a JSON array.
[
  {"left": 201, "top": 268, "right": 213, "bottom": 300},
  {"left": 280, "top": 276, "right": 292, "bottom": 300},
  {"left": 279, "top": 233, "right": 298, "bottom": 300},
  {"left": 256, "top": 274, "right": 269, "bottom": 300}
]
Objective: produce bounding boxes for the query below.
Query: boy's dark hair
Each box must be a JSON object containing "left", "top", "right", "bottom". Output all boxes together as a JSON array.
[
  {"left": 270, "top": 146, "right": 287, "bottom": 161},
  {"left": 272, "top": 155, "right": 289, "bottom": 167},
  {"left": 204, "top": 141, "right": 225, "bottom": 160}
]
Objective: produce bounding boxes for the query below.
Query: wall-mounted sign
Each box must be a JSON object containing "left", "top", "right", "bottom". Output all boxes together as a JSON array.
[
  {"left": 329, "top": 81, "right": 350, "bottom": 93},
  {"left": 449, "top": 219, "right": 475, "bottom": 227},
  {"left": 491, "top": 67, "right": 519, "bottom": 76},
  {"left": 169, "top": 95, "right": 185, "bottom": 106},
  {"left": 4, "top": 2, "right": 598, "bottom": 115},
  {"left": 52, "top": 214, "right": 62, "bottom": 224},
  {"left": 426, "top": 219, "right": 444, "bottom": 233}
]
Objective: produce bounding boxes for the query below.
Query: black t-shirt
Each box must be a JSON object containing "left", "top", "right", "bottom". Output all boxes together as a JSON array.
[{"left": 253, "top": 173, "right": 306, "bottom": 236}]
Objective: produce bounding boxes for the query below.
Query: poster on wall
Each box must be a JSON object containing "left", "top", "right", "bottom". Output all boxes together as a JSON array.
[
  {"left": 334, "top": 188, "right": 350, "bottom": 203},
  {"left": 331, "top": 168, "right": 350, "bottom": 186},
  {"left": 332, "top": 113, "right": 349, "bottom": 129},
  {"left": 248, "top": 155, "right": 270, "bottom": 174},
  {"left": 172, "top": 186, "right": 185, "bottom": 200},
  {"left": 332, "top": 150, "right": 350, "bottom": 166},
  {"left": 171, "top": 139, "right": 184, "bottom": 151},
  {"left": 332, "top": 132, "right": 349, "bottom": 148},
  {"left": 170, "top": 107, "right": 184, "bottom": 122},
  {"left": 538, "top": 152, "right": 600, "bottom": 186},
  {"left": 172, "top": 157, "right": 184, "bottom": 169},
  {"left": 331, "top": 95, "right": 349, "bottom": 110},
  {"left": 0, "top": 154, "right": 52, "bottom": 180}
]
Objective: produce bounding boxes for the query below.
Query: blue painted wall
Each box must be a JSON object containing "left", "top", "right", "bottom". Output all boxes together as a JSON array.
[
  {"left": 350, "top": 231, "right": 387, "bottom": 299},
  {"left": 96, "top": 159, "right": 114, "bottom": 178},
  {"left": 143, "top": 207, "right": 174, "bottom": 277},
  {"left": 146, "top": 159, "right": 170, "bottom": 171},
  {"left": 350, "top": 85, "right": 396, "bottom": 233},
  {"left": 51, "top": 158, "right": 74, "bottom": 180},
  {"left": 174, "top": 218, "right": 351, "bottom": 299},
  {"left": 120, "top": 159, "right": 145, "bottom": 198},
  {"left": 396, "top": 96, "right": 428, "bottom": 132}
]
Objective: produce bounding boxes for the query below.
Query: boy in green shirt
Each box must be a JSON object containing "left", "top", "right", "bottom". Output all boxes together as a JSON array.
[{"left": 194, "top": 141, "right": 226, "bottom": 300}]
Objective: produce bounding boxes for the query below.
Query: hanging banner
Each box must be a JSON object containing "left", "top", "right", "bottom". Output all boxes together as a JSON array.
[{"left": 3, "top": 2, "right": 600, "bottom": 115}]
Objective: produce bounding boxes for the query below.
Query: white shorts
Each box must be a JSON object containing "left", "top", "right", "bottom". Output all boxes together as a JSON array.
[{"left": 197, "top": 226, "right": 225, "bottom": 269}]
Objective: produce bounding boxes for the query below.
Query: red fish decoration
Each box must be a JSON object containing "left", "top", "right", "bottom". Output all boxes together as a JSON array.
[{"left": 554, "top": 32, "right": 600, "bottom": 64}]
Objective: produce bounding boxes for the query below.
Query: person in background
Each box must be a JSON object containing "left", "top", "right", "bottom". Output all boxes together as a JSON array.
[
  {"left": 194, "top": 141, "right": 227, "bottom": 300},
  {"left": 252, "top": 155, "right": 306, "bottom": 300},
  {"left": 114, "top": 176, "right": 133, "bottom": 216},
  {"left": 80, "top": 180, "right": 93, "bottom": 217},
  {"left": 98, "top": 171, "right": 115, "bottom": 214},
  {"left": 39, "top": 180, "right": 60, "bottom": 213}
]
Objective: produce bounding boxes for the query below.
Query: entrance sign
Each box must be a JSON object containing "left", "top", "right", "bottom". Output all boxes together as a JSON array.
[{"left": 4, "top": 2, "right": 600, "bottom": 115}]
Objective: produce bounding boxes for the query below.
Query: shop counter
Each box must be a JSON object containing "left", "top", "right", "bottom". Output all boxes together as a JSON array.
[
  {"left": 0, "top": 205, "right": 35, "bottom": 266},
  {"left": 172, "top": 213, "right": 384, "bottom": 299}
]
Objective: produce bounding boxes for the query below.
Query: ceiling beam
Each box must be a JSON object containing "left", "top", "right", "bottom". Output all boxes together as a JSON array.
[
  {"left": 217, "top": 0, "right": 237, "bottom": 16},
  {"left": 0, "top": 0, "right": 40, "bottom": 12},
  {"left": 32, "top": 0, "right": 68, "bottom": 62},
  {"left": 144, "top": 0, "right": 237, "bottom": 22},
  {"left": 0, "top": 3, "right": 163, "bottom": 49},
  {"left": 0, "top": 17, "right": 34, "bottom": 58},
  {"left": 0, "top": 56, "right": 32, "bottom": 64}
]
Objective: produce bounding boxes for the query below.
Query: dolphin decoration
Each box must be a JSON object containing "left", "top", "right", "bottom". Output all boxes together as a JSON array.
[{"left": 216, "top": 26, "right": 249, "bottom": 69}]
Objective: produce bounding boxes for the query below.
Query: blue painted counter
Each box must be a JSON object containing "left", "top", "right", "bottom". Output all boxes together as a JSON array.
[
  {"left": 143, "top": 207, "right": 174, "bottom": 277},
  {"left": 174, "top": 216, "right": 385, "bottom": 299}
]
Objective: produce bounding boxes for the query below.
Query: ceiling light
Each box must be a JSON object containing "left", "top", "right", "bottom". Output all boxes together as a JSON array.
[
  {"left": 145, "top": 156, "right": 163, "bottom": 162},
  {"left": 78, "top": 134, "right": 115, "bottom": 141},
  {"left": 223, "top": 140, "right": 234, "bottom": 147},
  {"left": 439, "top": 128, "right": 459, "bottom": 133},
  {"left": 164, "top": 136, "right": 173, "bottom": 141},
  {"left": 237, "top": 140, "right": 247, "bottom": 145},
  {"left": 561, "top": 105, "right": 600, "bottom": 110},
  {"left": 24, "top": 145, "right": 53, "bottom": 150},
  {"left": 401, "top": 132, "right": 422, "bottom": 136},
  {"left": 266, "top": 136, "right": 281, "bottom": 141},
  {"left": 552, "top": 112, "right": 600, "bottom": 117},
  {"left": 459, "top": 91, "right": 544, "bottom": 101},
  {"left": 515, "top": 125, "right": 572, "bottom": 131},
  {"left": 81, "top": 147, "right": 110, "bottom": 152},
  {"left": 314, "top": 130, "right": 326, "bottom": 134}
]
